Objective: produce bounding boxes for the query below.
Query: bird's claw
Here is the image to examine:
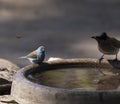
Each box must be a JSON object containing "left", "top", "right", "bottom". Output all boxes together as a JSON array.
[
  {"left": 113, "top": 58, "right": 118, "bottom": 61},
  {"left": 99, "top": 57, "right": 104, "bottom": 64}
]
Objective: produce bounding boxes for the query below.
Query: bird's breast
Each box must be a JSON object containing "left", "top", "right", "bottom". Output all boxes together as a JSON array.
[{"left": 98, "top": 42, "right": 119, "bottom": 54}]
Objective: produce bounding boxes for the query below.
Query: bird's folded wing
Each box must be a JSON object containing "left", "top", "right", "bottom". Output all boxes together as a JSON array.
[
  {"left": 27, "top": 50, "right": 37, "bottom": 58},
  {"left": 112, "top": 38, "right": 120, "bottom": 48}
]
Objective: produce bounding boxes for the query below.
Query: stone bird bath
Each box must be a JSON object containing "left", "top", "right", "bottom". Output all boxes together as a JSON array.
[{"left": 11, "top": 58, "right": 120, "bottom": 104}]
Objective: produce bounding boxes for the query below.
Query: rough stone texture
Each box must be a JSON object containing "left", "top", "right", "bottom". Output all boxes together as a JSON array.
[
  {"left": 0, "top": 95, "right": 17, "bottom": 104},
  {"left": 0, "top": 59, "right": 19, "bottom": 103},
  {"left": 11, "top": 58, "right": 120, "bottom": 104},
  {"left": 0, "top": 59, "right": 19, "bottom": 81}
]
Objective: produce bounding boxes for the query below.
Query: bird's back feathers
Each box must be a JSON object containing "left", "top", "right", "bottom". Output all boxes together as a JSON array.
[
  {"left": 110, "top": 37, "right": 120, "bottom": 48},
  {"left": 27, "top": 50, "right": 37, "bottom": 58},
  {"left": 19, "top": 50, "right": 37, "bottom": 59}
]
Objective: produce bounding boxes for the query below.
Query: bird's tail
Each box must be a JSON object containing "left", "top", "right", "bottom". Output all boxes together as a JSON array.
[{"left": 19, "top": 56, "right": 28, "bottom": 59}]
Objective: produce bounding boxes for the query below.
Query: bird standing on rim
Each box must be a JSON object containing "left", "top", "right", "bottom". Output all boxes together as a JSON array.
[
  {"left": 91, "top": 32, "right": 120, "bottom": 62},
  {"left": 20, "top": 46, "right": 45, "bottom": 64}
]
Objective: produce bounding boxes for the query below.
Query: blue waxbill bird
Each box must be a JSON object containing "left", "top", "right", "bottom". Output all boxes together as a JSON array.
[{"left": 19, "top": 46, "right": 45, "bottom": 64}]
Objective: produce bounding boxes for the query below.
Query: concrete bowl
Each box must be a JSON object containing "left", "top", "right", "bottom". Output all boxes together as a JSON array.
[{"left": 11, "top": 58, "right": 120, "bottom": 104}]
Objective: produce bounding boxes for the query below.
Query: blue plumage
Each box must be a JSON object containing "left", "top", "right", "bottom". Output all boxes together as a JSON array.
[{"left": 19, "top": 46, "right": 45, "bottom": 64}]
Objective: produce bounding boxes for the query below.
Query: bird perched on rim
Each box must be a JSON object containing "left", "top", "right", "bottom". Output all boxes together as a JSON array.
[
  {"left": 19, "top": 46, "right": 45, "bottom": 64},
  {"left": 91, "top": 32, "right": 120, "bottom": 61}
]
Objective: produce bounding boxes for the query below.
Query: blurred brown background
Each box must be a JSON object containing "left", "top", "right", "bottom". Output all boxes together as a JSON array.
[{"left": 0, "top": 0, "right": 120, "bottom": 67}]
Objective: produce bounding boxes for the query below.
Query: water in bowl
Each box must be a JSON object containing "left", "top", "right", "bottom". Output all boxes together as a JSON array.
[{"left": 28, "top": 68, "right": 102, "bottom": 90}]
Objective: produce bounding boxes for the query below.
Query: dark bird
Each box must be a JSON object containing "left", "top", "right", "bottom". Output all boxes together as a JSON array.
[
  {"left": 91, "top": 32, "right": 120, "bottom": 61},
  {"left": 19, "top": 46, "right": 45, "bottom": 64}
]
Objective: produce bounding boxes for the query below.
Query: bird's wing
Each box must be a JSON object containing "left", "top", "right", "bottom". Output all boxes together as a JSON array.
[
  {"left": 27, "top": 50, "right": 37, "bottom": 58},
  {"left": 111, "top": 38, "right": 120, "bottom": 48}
]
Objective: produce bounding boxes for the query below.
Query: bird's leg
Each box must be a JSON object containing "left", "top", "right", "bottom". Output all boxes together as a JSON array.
[
  {"left": 114, "top": 54, "right": 118, "bottom": 61},
  {"left": 98, "top": 54, "right": 106, "bottom": 76},
  {"left": 99, "top": 54, "right": 104, "bottom": 63}
]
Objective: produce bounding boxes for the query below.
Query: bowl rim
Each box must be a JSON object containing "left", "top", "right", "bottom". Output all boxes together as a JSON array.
[{"left": 14, "top": 58, "right": 120, "bottom": 93}]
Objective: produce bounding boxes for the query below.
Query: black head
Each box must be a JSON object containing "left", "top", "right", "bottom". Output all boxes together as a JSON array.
[
  {"left": 91, "top": 32, "right": 108, "bottom": 41},
  {"left": 100, "top": 32, "right": 108, "bottom": 39}
]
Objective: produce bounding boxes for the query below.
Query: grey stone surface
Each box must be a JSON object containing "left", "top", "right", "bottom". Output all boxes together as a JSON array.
[
  {"left": 0, "top": 95, "right": 17, "bottom": 104},
  {"left": 11, "top": 58, "right": 120, "bottom": 104},
  {"left": 0, "top": 59, "right": 19, "bottom": 81},
  {"left": 0, "top": 59, "right": 19, "bottom": 98}
]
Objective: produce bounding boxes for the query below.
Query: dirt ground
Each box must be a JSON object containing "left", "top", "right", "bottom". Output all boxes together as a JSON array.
[{"left": 0, "top": 0, "right": 120, "bottom": 67}]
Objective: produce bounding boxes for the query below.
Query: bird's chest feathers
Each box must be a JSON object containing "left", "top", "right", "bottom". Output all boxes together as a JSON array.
[
  {"left": 98, "top": 40, "right": 118, "bottom": 54},
  {"left": 38, "top": 52, "right": 45, "bottom": 59},
  {"left": 39, "top": 52, "right": 44, "bottom": 56}
]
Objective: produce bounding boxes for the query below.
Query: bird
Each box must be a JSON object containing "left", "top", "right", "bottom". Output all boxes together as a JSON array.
[
  {"left": 91, "top": 32, "right": 120, "bottom": 62},
  {"left": 19, "top": 46, "right": 45, "bottom": 64}
]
